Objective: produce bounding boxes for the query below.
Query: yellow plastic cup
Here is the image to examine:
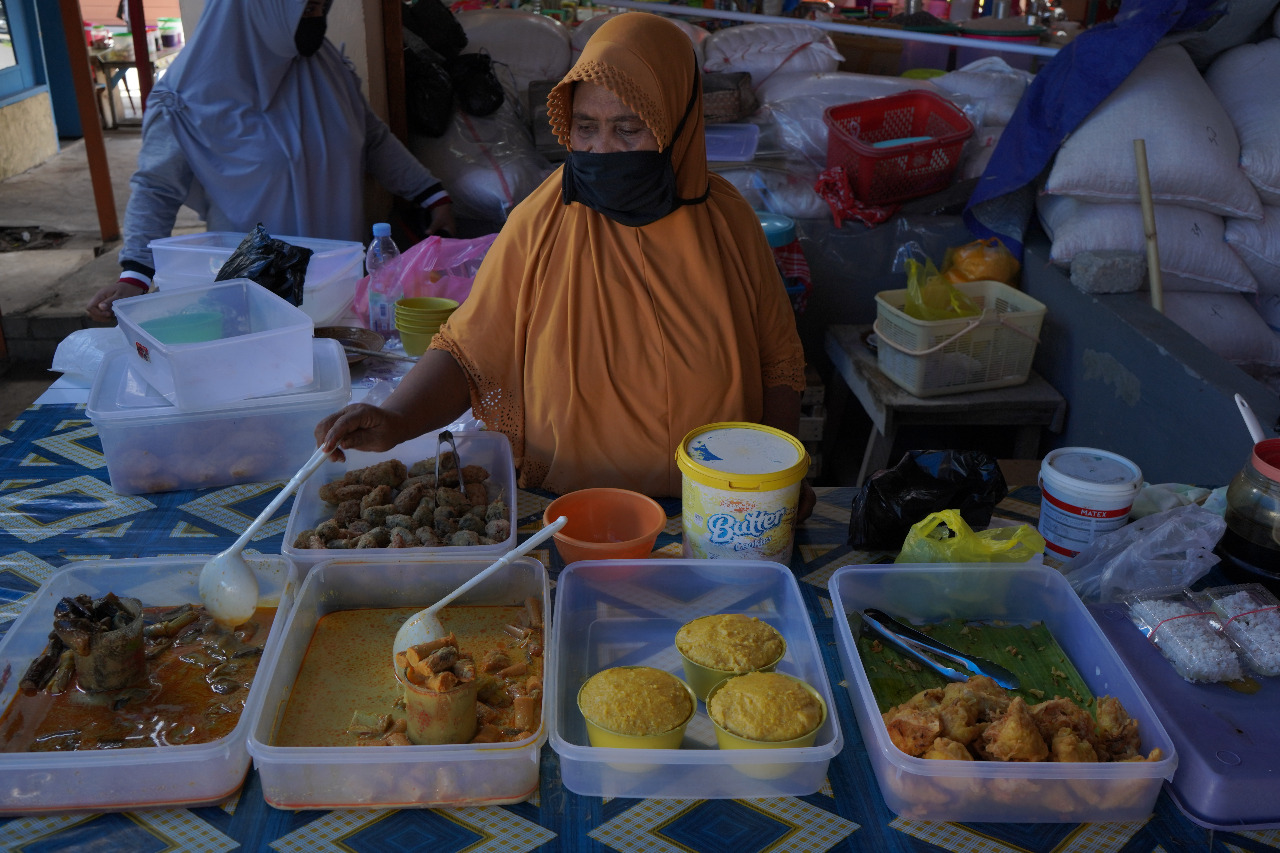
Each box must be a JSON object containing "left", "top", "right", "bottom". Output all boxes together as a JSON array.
[
  {"left": 705, "top": 673, "right": 827, "bottom": 779},
  {"left": 675, "top": 616, "right": 786, "bottom": 702}
]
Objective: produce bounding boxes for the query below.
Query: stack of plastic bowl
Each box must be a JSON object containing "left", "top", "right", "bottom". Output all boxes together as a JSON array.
[{"left": 394, "top": 297, "right": 458, "bottom": 356}]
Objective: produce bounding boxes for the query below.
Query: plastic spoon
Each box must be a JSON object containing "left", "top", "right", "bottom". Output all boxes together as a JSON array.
[
  {"left": 199, "top": 446, "right": 332, "bottom": 626},
  {"left": 392, "top": 515, "right": 568, "bottom": 656},
  {"left": 1235, "top": 393, "right": 1267, "bottom": 445}
]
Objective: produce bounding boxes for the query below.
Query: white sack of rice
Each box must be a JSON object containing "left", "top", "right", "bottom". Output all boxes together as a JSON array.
[
  {"left": 1205, "top": 586, "right": 1280, "bottom": 677},
  {"left": 1129, "top": 595, "right": 1244, "bottom": 683}
]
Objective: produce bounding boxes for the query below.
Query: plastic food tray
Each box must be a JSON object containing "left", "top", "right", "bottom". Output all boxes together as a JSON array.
[
  {"left": 1092, "top": 601, "right": 1280, "bottom": 830},
  {"left": 150, "top": 231, "right": 363, "bottom": 327},
  {"left": 873, "top": 278, "right": 1046, "bottom": 397},
  {"left": 112, "top": 278, "right": 315, "bottom": 412},
  {"left": 88, "top": 338, "right": 350, "bottom": 495},
  {"left": 548, "top": 559, "right": 842, "bottom": 799},
  {"left": 0, "top": 556, "right": 298, "bottom": 815},
  {"left": 245, "top": 557, "right": 549, "bottom": 809},
  {"left": 282, "top": 429, "right": 517, "bottom": 573},
  {"left": 823, "top": 89, "right": 973, "bottom": 205},
  {"left": 829, "top": 563, "right": 1177, "bottom": 824}
]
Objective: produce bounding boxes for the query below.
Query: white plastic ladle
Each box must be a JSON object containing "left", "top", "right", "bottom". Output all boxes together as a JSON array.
[
  {"left": 1235, "top": 393, "right": 1268, "bottom": 445},
  {"left": 199, "top": 446, "right": 333, "bottom": 626},
  {"left": 392, "top": 515, "right": 568, "bottom": 657}
]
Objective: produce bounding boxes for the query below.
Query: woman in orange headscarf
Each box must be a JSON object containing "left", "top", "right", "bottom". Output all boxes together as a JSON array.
[{"left": 318, "top": 12, "right": 811, "bottom": 514}]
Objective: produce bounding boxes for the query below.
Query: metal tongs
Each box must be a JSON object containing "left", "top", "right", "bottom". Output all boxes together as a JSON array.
[
  {"left": 436, "top": 429, "right": 466, "bottom": 496},
  {"left": 860, "top": 608, "right": 1020, "bottom": 690}
]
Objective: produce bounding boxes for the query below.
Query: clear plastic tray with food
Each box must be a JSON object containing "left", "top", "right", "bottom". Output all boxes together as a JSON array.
[
  {"left": 1125, "top": 589, "right": 1244, "bottom": 683},
  {"left": 1197, "top": 583, "right": 1280, "bottom": 678},
  {"left": 0, "top": 556, "right": 298, "bottom": 815},
  {"left": 831, "top": 563, "right": 1177, "bottom": 824},
  {"left": 281, "top": 429, "right": 517, "bottom": 573},
  {"left": 244, "top": 556, "right": 550, "bottom": 808}
]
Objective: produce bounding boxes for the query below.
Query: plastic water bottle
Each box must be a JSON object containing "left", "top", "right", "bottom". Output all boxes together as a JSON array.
[{"left": 366, "top": 222, "right": 401, "bottom": 335}]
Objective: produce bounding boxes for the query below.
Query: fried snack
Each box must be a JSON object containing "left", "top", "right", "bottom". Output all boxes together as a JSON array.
[
  {"left": 881, "top": 675, "right": 1160, "bottom": 763},
  {"left": 295, "top": 456, "right": 506, "bottom": 551}
]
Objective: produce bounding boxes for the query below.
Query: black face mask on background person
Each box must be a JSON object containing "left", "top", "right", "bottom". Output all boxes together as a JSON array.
[
  {"left": 561, "top": 71, "right": 709, "bottom": 227},
  {"left": 295, "top": 16, "right": 327, "bottom": 57}
]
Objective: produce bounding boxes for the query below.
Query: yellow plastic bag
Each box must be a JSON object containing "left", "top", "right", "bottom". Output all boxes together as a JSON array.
[
  {"left": 903, "top": 258, "right": 981, "bottom": 321},
  {"left": 943, "top": 238, "right": 1021, "bottom": 286},
  {"left": 894, "top": 509, "right": 1045, "bottom": 564}
]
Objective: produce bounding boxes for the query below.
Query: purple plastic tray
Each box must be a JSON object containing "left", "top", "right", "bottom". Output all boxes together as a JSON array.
[{"left": 1090, "top": 603, "right": 1280, "bottom": 831}]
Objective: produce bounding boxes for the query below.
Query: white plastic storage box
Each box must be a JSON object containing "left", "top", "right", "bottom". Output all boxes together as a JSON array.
[
  {"left": 282, "top": 429, "right": 517, "bottom": 572},
  {"left": 873, "top": 279, "right": 1046, "bottom": 397},
  {"left": 828, "top": 563, "right": 1177, "bottom": 823},
  {"left": 112, "top": 278, "right": 315, "bottom": 411},
  {"left": 88, "top": 338, "right": 350, "bottom": 495},
  {"left": 0, "top": 556, "right": 298, "bottom": 815},
  {"left": 150, "top": 231, "right": 364, "bottom": 326},
  {"left": 549, "top": 559, "right": 842, "bottom": 798},
  {"left": 245, "top": 556, "right": 550, "bottom": 808}
]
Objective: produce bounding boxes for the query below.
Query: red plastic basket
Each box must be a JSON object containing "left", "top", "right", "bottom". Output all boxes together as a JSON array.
[{"left": 823, "top": 90, "right": 974, "bottom": 206}]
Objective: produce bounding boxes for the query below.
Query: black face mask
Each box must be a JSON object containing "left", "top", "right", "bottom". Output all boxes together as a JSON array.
[
  {"left": 561, "top": 68, "right": 708, "bottom": 227},
  {"left": 295, "top": 16, "right": 327, "bottom": 57}
]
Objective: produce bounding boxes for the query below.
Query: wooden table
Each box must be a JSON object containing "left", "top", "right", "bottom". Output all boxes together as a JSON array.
[
  {"left": 89, "top": 46, "right": 181, "bottom": 129},
  {"left": 825, "top": 323, "right": 1067, "bottom": 486}
]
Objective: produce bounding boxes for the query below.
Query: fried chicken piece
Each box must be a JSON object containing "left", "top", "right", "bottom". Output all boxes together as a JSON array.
[
  {"left": 360, "top": 484, "right": 394, "bottom": 511},
  {"left": 1050, "top": 728, "right": 1099, "bottom": 762},
  {"left": 922, "top": 736, "right": 974, "bottom": 761},
  {"left": 883, "top": 706, "right": 941, "bottom": 757},
  {"left": 981, "top": 696, "right": 1048, "bottom": 762},
  {"left": 964, "top": 674, "right": 1012, "bottom": 721},
  {"left": 1029, "top": 697, "right": 1098, "bottom": 747},
  {"left": 937, "top": 682, "right": 984, "bottom": 745},
  {"left": 354, "top": 458, "right": 408, "bottom": 488},
  {"left": 1095, "top": 695, "right": 1142, "bottom": 760}
]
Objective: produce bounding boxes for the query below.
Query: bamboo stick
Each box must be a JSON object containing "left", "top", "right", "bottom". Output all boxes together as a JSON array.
[{"left": 1133, "top": 139, "right": 1163, "bottom": 313}]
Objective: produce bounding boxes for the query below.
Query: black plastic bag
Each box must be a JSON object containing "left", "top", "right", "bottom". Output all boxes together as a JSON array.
[
  {"left": 402, "top": 0, "right": 467, "bottom": 60},
  {"left": 847, "top": 449, "right": 1009, "bottom": 550},
  {"left": 446, "top": 51, "right": 504, "bottom": 118},
  {"left": 214, "top": 224, "right": 312, "bottom": 307},
  {"left": 403, "top": 41, "right": 456, "bottom": 137}
]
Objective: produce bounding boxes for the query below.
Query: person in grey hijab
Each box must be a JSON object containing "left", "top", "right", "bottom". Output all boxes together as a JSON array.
[{"left": 87, "top": 0, "right": 455, "bottom": 322}]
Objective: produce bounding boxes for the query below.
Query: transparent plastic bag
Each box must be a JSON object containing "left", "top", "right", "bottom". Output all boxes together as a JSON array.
[
  {"left": 895, "top": 509, "right": 1045, "bottom": 564},
  {"left": 1061, "top": 504, "right": 1227, "bottom": 604},
  {"left": 942, "top": 237, "right": 1021, "bottom": 285}
]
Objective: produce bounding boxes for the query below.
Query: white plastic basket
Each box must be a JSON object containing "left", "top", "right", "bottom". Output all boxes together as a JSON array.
[{"left": 873, "top": 279, "right": 1046, "bottom": 397}]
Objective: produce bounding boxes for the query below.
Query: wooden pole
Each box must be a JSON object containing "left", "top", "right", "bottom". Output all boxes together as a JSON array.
[
  {"left": 57, "top": 0, "right": 120, "bottom": 244},
  {"left": 127, "top": 0, "right": 155, "bottom": 107},
  {"left": 382, "top": 0, "right": 408, "bottom": 143},
  {"left": 1133, "top": 138, "right": 1163, "bottom": 314}
]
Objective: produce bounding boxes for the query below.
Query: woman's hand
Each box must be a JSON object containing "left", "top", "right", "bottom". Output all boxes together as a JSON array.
[
  {"left": 425, "top": 202, "right": 456, "bottom": 238},
  {"left": 315, "top": 404, "right": 411, "bottom": 462}
]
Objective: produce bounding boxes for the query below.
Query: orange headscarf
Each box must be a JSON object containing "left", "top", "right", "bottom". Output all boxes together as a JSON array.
[{"left": 432, "top": 12, "right": 805, "bottom": 496}]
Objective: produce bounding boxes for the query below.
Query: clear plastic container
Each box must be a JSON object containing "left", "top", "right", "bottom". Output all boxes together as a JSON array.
[
  {"left": 1220, "top": 438, "right": 1280, "bottom": 592},
  {"left": 282, "top": 429, "right": 517, "bottom": 572},
  {"left": 549, "top": 559, "right": 842, "bottom": 798},
  {"left": 1126, "top": 589, "right": 1244, "bottom": 683},
  {"left": 88, "top": 339, "right": 350, "bottom": 495},
  {"left": 245, "top": 557, "right": 549, "bottom": 808},
  {"left": 829, "top": 563, "right": 1177, "bottom": 824},
  {"left": 0, "top": 556, "right": 298, "bottom": 815},
  {"left": 149, "top": 232, "right": 364, "bottom": 326},
  {"left": 705, "top": 123, "right": 760, "bottom": 162},
  {"left": 1198, "top": 583, "right": 1280, "bottom": 678},
  {"left": 112, "top": 278, "right": 315, "bottom": 412}
]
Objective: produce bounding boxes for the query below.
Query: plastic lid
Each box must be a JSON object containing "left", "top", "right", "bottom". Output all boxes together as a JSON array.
[
  {"left": 87, "top": 338, "right": 350, "bottom": 422},
  {"left": 1041, "top": 447, "right": 1142, "bottom": 493},
  {"left": 372, "top": 222, "right": 391, "bottom": 237},
  {"left": 676, "top": 422, "right": 809, "bottom": 491},
  {"left": 756, "top": 212, "right": 796, "bottom": 248}
]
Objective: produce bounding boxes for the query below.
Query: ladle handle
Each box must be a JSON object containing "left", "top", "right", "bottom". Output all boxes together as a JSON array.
[
  {"left": 1236, "top": 394, "right": 1268, "bottom": 445},
  {"left": 228, "top": 446, "right": 332, "bottom": 553},
  {"left": 429, "top": 516, "right": 568, "bottom": 614}
]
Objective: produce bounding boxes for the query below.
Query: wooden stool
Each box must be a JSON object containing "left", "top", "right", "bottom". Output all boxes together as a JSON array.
[{"left": 824, "top": 324, "right": 1067, "bottom": 486}]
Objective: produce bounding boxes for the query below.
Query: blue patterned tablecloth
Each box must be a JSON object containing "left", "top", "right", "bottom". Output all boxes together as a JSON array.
[{"left": 0, "top": 402, "right": 1271, "bottom": 852}]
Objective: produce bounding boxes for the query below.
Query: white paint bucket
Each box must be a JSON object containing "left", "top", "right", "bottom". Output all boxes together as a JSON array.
[
  {"left": 1038, "top": 447, "right": 1143, "bottom": 559},
  {"left": 675, "top": 422, "right": 809, "bottom": 564}
]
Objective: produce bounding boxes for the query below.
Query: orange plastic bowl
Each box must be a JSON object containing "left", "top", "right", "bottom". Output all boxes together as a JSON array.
[{"left": 543, "top": 488, "right": 666, "bottom": 564}]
